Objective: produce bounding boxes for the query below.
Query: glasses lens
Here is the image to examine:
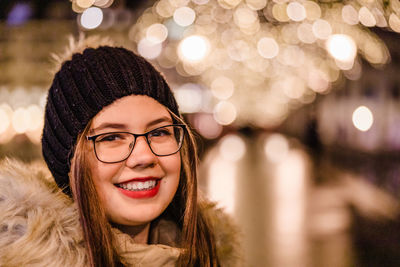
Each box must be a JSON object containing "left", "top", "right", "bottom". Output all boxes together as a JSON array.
[
  {"left": 92, "top": 125, "right": 185, "bottom": 163},
  {"left": 147, "top": 125, "right": 184, "bottom": 156},
  {"left": 94, "top": 132, "right": 134, "bottom": 163}
]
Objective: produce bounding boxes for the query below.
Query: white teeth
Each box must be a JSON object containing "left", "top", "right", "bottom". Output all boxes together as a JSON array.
[{"left": 118, "top": 180, "right": 157, "bottom": 191}]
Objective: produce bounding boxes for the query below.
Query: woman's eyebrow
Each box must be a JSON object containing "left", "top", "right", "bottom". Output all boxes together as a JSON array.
[
  {"left": 90, "top": 123, "right": 127, "bottom": 134},
  {"left": 90, "top": 116, "right": 173, "bottom": 134},
  {"left": 146, "top": 116, "right": 173, "bottom": 127}
]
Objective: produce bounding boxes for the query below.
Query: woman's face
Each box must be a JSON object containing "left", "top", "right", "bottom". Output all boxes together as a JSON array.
[{"left": 87, "top": 95, "right": 181, "bottom": 226}]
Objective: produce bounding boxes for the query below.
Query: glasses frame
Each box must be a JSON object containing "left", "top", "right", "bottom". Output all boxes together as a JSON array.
[{"left": 86, "top": 124, "right": 186, "bottom": 163}]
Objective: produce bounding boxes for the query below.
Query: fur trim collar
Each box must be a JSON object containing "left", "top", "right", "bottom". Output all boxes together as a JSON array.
[
  {"left": 0, "top": 159, "right": 242, "bottom": 266},
  {"left": 0, "top": 159, "right": 87, "bottom": 266}
]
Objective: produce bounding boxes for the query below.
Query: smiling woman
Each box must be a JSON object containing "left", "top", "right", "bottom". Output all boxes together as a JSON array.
[
  {"left": 84, "top": 96, "right": 183, "bottom": 241},
  {"left": 0, "top": 36, "right": 242, "bottom": 267}
]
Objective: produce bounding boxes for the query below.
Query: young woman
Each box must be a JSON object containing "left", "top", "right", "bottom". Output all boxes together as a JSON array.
[{"left": 0, "top": 37, "right": 240, "bottom": 266}]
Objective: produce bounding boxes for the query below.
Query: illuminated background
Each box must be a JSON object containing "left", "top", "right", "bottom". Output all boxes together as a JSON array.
[{"left": 1, "top": 0, "right": 400, "bottom": 266}]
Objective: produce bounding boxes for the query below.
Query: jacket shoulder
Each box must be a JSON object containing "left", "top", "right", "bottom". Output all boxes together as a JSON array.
[
  {"left": 201, "top": 201, "right": 245, "bottom": 267},
  {"left": 0, "top": 158, "right": 87, "bottom": 266}
]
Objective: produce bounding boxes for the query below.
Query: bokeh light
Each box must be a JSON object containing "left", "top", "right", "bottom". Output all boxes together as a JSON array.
[
  {"left": 173, "top": 6, "right": 196, "bottom": 27},
  {"left": 94, "top": 0, "right": 114, "bottom": 8},
  {"left": 213, "top": 100, "right": 237, "bottom": 125},
  {"left": 219, "top": 134, "right": 246, "bottom": 162},
  {"left": 272, "top": 3, "right": 290, "bottom": 22},
  {"left": 359, "top": 7, "right": 376, "bottom": 27},
  {"left": 174, "top": 83, "right": 203, "bottom": 113},
  {"left": 264, "top": 133, "right": 290, "bottom": 164},
  {"left": 257, "top": 37, "right": 279, "bottom": 59},
  {"left": 307, "top": 69, "right": 330, "bottom": 93},
  {"left": 297, "top": 22, "right": 316, "bottom": 44},
  {"left": 77, "top": 0, "right": 95, "bottom": 9},
  {"left": 0, "top": 108, "right": 10, "bottom": 134},
  {"left": 210, "top": 76, "right": 235, "bottom": 100},
  {"left": 389, "top": 13, "right": 400, "bottom": 32},
  {"left": 274, "top": 149, "right": 306, "bottom": 238},
  {"left": 207, "top": 157, "right": 236, "bottom": 215},
  {"left": 312, "top": 19, "right": 332, "bottom": 40},
  {"left": 80, "top": 7, "right": 103, "bottom": 29},
  {"left": 326, "top": 34, "right": 357, "bottom": 63},
  {"left": 373, "top": 7, "right": 387, "bottom": 27},
  {"left": 72, "top": 2, "right": 86, "bottom": 13},
  {"left": 137, "top": 38, "right": 162, "bottom": 59},
  {"left": 218, "top": 0, "right": 242, "bottom": 10},
  {"left": 12, "top": 107, "right": 30, "bottom": 134},
  {"left": 146, "top": 23, "right": 168, "bottom": 44},
  {"left": 62, "top": 0, "right": 400, "bottom": 131},
  {"left": 193, "top": 0, "right": 210, "bottom": 4},
  {"left": 193, "top": 113, "right": 223, "bottom": 139},
  {"left": 287, "top": 2, "right": 306, "bottom": 22},
  {"left": 156, "top": 0, "right": 175, "bottom": 18},
  {"left": 304, "top": 0, "right": 321, "bottom": 20},
  {"left": 352, "top": 106, "right": 374, "bottom": 132},
  {"left": 342, "top": 4, "right": 359, "bottom": 25},
  {"left": 178, "top": 35, "right": 210, "bottom": 62},
  {"left": 246, "top": 0, "right": 267, "bottom": 11},
  {"left": 234, "top": 5, "right": 258, "bottom": 29},
  {"left": 27, "top": 105, "right": 43, "bottom": 131}
]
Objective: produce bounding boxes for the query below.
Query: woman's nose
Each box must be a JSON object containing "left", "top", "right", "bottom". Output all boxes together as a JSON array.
[{"left": 125, "top": 136, "right": 158, "bottom": 168}]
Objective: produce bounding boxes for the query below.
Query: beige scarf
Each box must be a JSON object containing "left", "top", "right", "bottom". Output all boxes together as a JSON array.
[{"left": 113, "top": 218, "right": 183, "bottom": 266}]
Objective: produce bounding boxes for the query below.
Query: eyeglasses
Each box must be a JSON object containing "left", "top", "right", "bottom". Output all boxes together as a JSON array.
[{"left": 86, "top": 124, "right": 186, "bottom": 163}]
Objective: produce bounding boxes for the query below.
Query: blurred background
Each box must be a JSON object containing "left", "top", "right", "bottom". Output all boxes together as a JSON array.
[{"left": 1, "top": 0, "right": 400, "bottom": 266}]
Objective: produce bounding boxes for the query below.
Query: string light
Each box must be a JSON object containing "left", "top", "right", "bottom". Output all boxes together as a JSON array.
[
  {"left": 193, "top": 113, "right": 222, "bottom": 139},
  {"left": 173, "top": 6, "right": 196, "bottom": 27},
  {"left": 76, "top": 0, "right": 95, "bottom": 9},
  {"left": 80, "top": 7, "right": 103, "bottom": 29},
  {"left": 178, "top": 35, "right": 210, "bottom": 62},
  {"left": 358, "top": 7, "right": 376, "bottom": 27},
  {"left": 174, "top": 83, "right": 203, "bottom": 113},
  {"left": 246, "top": 0, "right": 267, "bottom": 11},
  {"left": 66, "top": 0, "right": 400, "bottom": 129},
  {"left": 342, "top": 5, "right": 359, "bottom": 25},
  {"left": 287, "top": 2, "right": 306, "bottom": 22},
  {"left": 352, "top": 106, "right": 374, "bottom": 132},
  {"left": 326, "top": 34, "right": 357, "bottom": 63},
  {"left": 210, "top": 76, "right": 235, "bottom": 100},
  {"left": 389, "top": 13, "right": 400, "bottom": 33},
  {"left": 0, "top": 89, "right": 46, "bottom": 144},
  {"left": 12, "top": 107, "right": 30, "bottom": 134},
  {"left": 94, "top": 0, "right": 113, "bottom": 8},
  {"left": 146, "top": 23, "right": 168, "bottom": 44},
  {"left": 312, "top": 19, "right": 332, "bottom": 40},
  {"left": 257, "top": 37, "right": 279, "bottom": 59},
  {"left": 137, "top": 38, "right": 162, "bottom": 59},
  {"left": 213, "top": 100, "right": 237, "bottom": 125}
]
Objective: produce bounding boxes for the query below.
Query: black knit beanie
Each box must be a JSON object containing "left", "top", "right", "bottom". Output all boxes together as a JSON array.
[{"left": 42, "top": 46, "right": 179, "bottom": 195}]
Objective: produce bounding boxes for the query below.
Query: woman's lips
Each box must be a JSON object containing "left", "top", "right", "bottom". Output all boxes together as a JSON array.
[{"left": 116, "top": 177, "right": 161, "bottom": 199}]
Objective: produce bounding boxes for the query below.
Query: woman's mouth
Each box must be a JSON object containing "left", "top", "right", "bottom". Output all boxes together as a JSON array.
[
  {"left": 117, "top": 180, "right": 157, "bottom": 191},
  {"left": 115, "top": 178, "right": 161, "bottom": 198}
]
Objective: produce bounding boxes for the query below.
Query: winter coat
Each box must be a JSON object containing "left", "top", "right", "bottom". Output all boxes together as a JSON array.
[{"left": 0, "top": 159, "right": 242, "bottom": 267}]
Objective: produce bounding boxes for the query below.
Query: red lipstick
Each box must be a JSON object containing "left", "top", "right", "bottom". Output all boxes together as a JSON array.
[{"left": 116, "top": 177, "right": 161, "bottom": 199}]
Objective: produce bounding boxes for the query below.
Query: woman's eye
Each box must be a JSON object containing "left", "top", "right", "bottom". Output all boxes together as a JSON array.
[
  {"left": 97, "top": 134, "right": 124, "bottom": 142},
  {"left": 149, "top": 129, "right": 172, "bottom": 137}
]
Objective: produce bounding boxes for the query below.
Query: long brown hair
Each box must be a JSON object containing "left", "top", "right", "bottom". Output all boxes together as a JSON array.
[
  {"left": 69, "top": 113, "right": 219, "bottom": 267},
  {"left": 70, "top": 121, "right": 124, "bottom": 267}
]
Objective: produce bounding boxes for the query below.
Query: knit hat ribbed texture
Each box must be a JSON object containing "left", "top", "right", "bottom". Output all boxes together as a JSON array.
[{"left": 42, "top": 46, "right": 179, "bottom": 195}]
